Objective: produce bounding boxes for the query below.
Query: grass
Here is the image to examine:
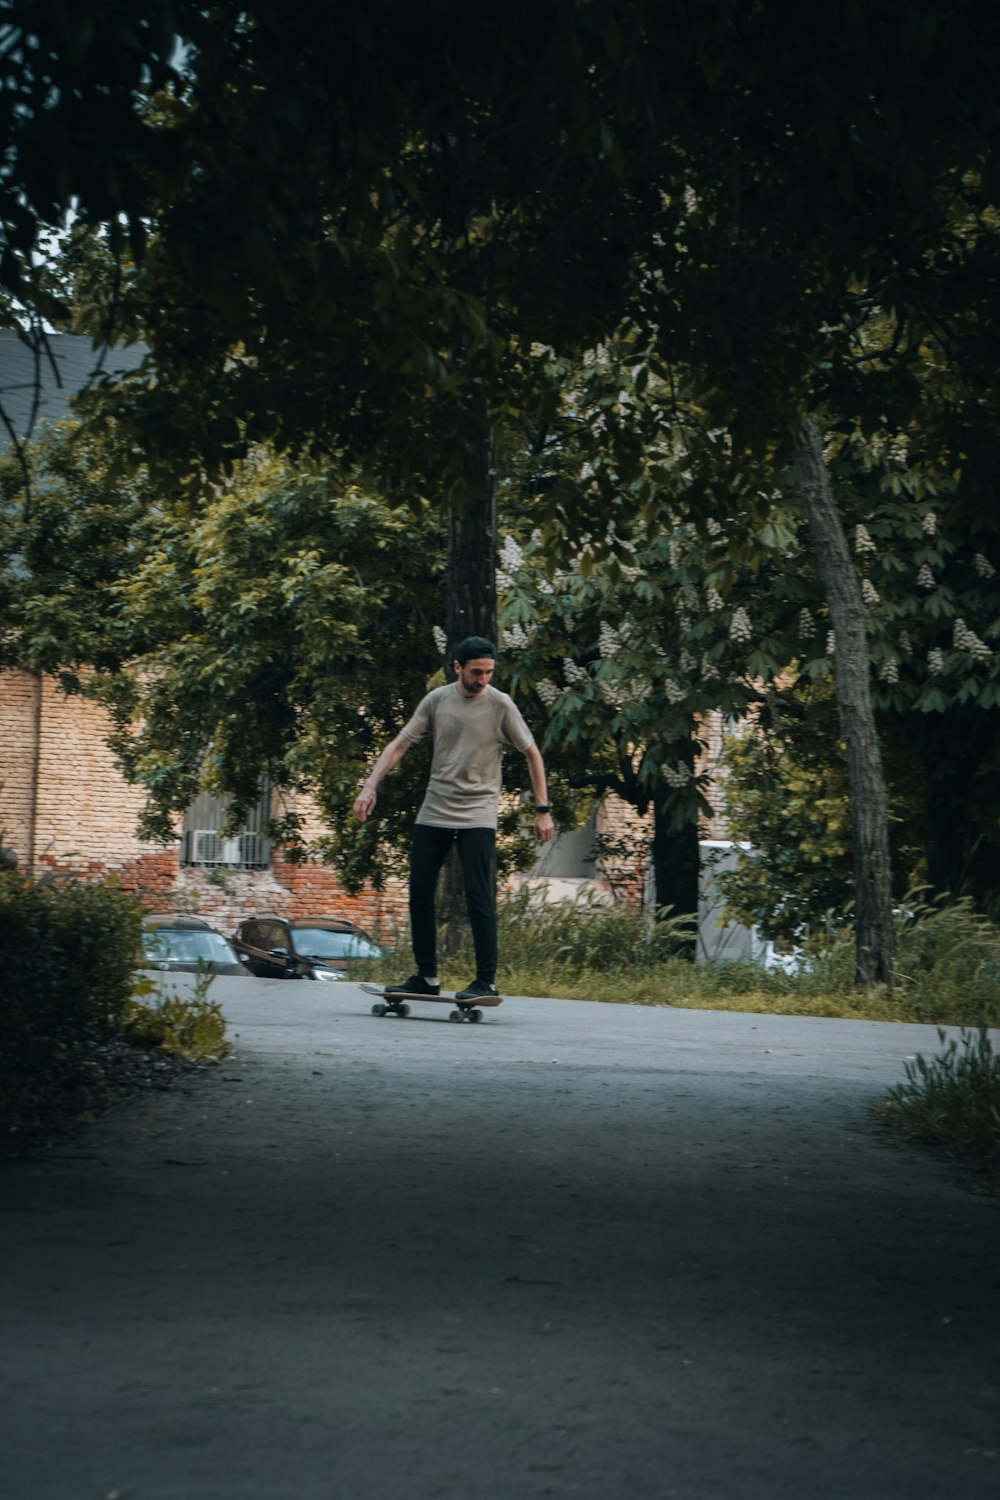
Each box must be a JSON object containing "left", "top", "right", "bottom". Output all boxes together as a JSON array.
[
  {"left": 875, "top": 1026, "right": 1000, "bottom": 1190},
  {"left": 371, "top": 887, "right": 1000, "bottom": 1028}
]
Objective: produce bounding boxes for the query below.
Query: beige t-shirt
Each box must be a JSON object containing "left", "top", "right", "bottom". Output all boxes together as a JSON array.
[{"left": 400, "top": 683, "right": 535, "bottom": 829}]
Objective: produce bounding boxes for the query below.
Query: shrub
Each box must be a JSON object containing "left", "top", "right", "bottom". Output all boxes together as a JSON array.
[{"left": 0, "top": 873, "right": 142, "bottom": 1082}]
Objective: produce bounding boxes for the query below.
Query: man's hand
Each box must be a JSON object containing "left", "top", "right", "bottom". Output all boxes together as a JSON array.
[
  {"left": 534, "top": 811, "right": 555, "bottom": 844},
  {"left": 353, "top": 785, "right": 377, "bottom": 822}
]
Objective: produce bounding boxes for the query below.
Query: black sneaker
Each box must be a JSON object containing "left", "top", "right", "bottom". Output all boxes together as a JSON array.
[
  {"left": 455, "top": 978, "right": 501, "bottom": 1001},
  {"left": 385, "top": 974, "right": 441, "bottom": 998}
]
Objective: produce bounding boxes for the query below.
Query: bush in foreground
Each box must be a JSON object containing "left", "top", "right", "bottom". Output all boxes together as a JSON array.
[
  {"left": 0, "top": 874, "right": 227, "bottom": 1150},
  {"left": 0, "top": 872, "right": 142, "bottom": 1083}
]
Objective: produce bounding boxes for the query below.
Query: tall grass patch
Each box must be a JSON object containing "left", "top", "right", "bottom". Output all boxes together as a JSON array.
[
  {"left": 876, "top": 1026, "right": 1000, "bottom": 1188},
  {"left": 368, "top": 886, "right": 1000, "bottom": 1026}
]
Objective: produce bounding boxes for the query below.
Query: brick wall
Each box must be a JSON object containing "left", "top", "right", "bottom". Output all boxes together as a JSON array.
[
  {"left": 2, "top": 669, "right": 734, "bottom": 929},
  {"left": 0, "top": 670, "right": 408, "bottom": 940}
]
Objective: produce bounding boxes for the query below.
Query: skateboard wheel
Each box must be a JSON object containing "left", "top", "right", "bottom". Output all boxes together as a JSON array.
[
  {"left": 449, "top": 1009, "right": 462, "bottom": 1022},
  {"left": 371, "top": 1003, "right": 386, "bottom": 1016},
  {"left": 468, "top": 1008, "right": 483, "bottom": 1023},
  {"left": 396, "top": 1002, "right": 411, "bottom": 1018}
]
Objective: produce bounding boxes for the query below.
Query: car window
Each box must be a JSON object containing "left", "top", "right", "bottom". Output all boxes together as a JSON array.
[
  {"left": 143, "top": 929, "right": 238, "bottom": 963},
  {"left": 290, "top": 927, "right": 381, "bottom": 960},
  {"left": 242, "top": 920, "right": 284, "bottom": 950},
  {"left": 259, "top": 920, "right": 288, "bottom": 950}
]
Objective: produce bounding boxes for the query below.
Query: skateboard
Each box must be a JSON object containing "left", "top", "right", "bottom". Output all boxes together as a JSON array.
[{"left": 359, "top": 982, "right": 502, "bottom": 1023}]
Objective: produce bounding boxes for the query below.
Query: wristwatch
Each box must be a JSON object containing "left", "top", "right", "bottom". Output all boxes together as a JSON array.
[{"left": 534, "top": 804, "right": 549, "bottom": 814}]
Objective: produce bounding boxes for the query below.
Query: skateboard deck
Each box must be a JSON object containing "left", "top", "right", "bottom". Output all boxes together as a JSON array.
[{"left": 360, "top": 981, "right": 502, "bottom": 1023}]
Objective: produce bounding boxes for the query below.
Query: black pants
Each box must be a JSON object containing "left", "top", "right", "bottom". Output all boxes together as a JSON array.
[{"left": 409, "top": 824, "right": 497, "bottom": 983}]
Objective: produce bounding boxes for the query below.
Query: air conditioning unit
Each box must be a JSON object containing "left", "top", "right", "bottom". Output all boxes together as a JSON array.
[
  {"left": 192, "top": 830, "right": 224, "bottom": 864},
  {"left": 221, "top": 837, "right": 242, "bottom": 866},
  {"left": 238, "top": 833, "right": 267, "bottom": 867}
]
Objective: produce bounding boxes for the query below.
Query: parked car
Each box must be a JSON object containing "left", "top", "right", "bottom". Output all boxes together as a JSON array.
[
  {"left": 141, "top": 915, "right": 249, "bottom": 975},
  {"left": 231, "top": 914, "right": 383, "bottom": 981}
]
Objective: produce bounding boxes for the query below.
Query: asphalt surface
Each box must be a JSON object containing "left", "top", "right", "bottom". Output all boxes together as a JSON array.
[{"left": 3, "top": 978, "right": 998, "bottom": 1500}]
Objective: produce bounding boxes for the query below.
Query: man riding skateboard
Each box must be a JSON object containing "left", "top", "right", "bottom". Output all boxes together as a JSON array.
[{"left": 353, "top": 636, "right": 555, "bottom": 1001}]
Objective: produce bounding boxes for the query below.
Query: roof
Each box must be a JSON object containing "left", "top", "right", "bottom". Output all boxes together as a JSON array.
[
  {"left": 0, "top": 329, "right": 148, "bottom": 444},
  {"left": 143, "top": 915, "right": 216, "bottom": 929}
]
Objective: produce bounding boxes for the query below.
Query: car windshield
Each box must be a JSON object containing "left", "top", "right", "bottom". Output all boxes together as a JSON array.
[
  {"left": 290, "top": 927, "right": 381, "bottom": 960},
  {"left": 142, "top": 928, "right": 237, "bottom": 964}
]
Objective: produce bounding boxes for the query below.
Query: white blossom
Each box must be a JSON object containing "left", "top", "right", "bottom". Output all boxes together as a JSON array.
[
  {"left": 663, "top": 678, "right": 687, "bottom": 704},
  {"left": 861, "top": 578, "right": 881, "bottom": 607},
  {"left": 927, "top": 647, "right": 944, "bottom": 675},
  {"left": 499, "top": 535, "right": 524, "bottom": 573},
  {"left": 661, "top": 763, "right": 692, "bottom": 789},
  {"left": 501, "top": 623, "right": 530, "bottom": 650},
  {"left": 974, "top": 552, "right": 997, "bottom": 579},
  {"left": 668, "top": 537, "right": 684, "bottom": 568},
  {"left": 898, "top": 631, "right": 912, "bottom": 654},
  {"left": 683, "top": 184, "right": 698, "bottom": 216},
  {"left": 700, "top": 653, "right": 720, "bottom": 682},
  {"left": 729, "top": 606, "right": 752, "bottom": 643},
  {"left": 563, "top": 657, "right": 589, "bottom": 685},
  {"left": 495, "top": 569, "right": 513, "bottom": 591},
  {"left": 798, "top": 607, "right": 815, "bottom": 638},
  {"left": 917, "top": 564, "right": 935, "bottom": 589},
  {"left": 953, "top": 619, "right": 992, "bottom": 661},
  {"left": 706, "top": 517, "right": 722, "bottom": 536},
  {"left": 922, "top": 511, "right": 937, "bottom": 536},
  {"left": 680, "top": 648, "right": 696, "bottom": 674},
  {"left": 826, "top": 630, "right": 836, "bottom": 657},
  {"left": 536, "top": 679, "right": 560, "bottom": 707},
  {"left": 706, "top": 586, "right": 724, "bottom": 613},
  {"left": 598, "top": 620, "right": 620, "bottom": 659},
  {"left": 854, "top": 524, "right": 876, "bottom": 555},
  {"left": 878, "top": 657, "right": 899, "bottom": 684},
  {"left": 889, "top": 434, "right": 910, "bottom": 466},
  {"left": 432, "top": 625, "right": 447, "bottom": 656}
]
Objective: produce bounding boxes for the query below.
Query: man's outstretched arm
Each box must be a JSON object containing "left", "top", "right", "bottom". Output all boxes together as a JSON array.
[
  {"left": 524, "top": 743, "right": 555, "bottom": 844},
  {"left": 353, "top": 735, "right": 412, "bottom": 822}
]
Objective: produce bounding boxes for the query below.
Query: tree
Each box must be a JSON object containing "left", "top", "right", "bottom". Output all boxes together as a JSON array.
[{"left": 11, "top": 1, "right": 1000, "bottom": 986}]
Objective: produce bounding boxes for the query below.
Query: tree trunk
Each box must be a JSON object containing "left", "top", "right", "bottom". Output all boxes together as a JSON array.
[
  {"left": 651, "top": 787, "right": 699, "bottom": 961},
  {"left": 920, "top": 709, "right": 996, "bottom": 902},
  {"left": 438, "top": 382, "right": 498, "bottom": 959},
  {"left": 793, "top": 416, "right": 895, "bottom": 987},
  {"left": 445, "top": 384, "right": 497, "bottom": 665}
]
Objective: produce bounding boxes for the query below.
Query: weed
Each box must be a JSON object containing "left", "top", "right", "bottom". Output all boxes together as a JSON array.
[
  {"left": 124, "top": 963, "right": 229, "bottom": 1063},
  {"left": 877, "top": 1025, "right": 1000, "bottom": 1187}
]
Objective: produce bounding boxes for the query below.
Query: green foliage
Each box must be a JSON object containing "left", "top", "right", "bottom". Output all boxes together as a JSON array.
[
  {"left": 715, "top": 698, "right": 854, "bottom": 945},
  {"left": 369, "top": 887, "right": 1000, "bottom": 1027},
  {"left": 877, "top": 1026, "right": 1000, "bottom": 1189},
  {"left": 124, "top": 967, "right": 229, "bottom": 1063},
  {"left": 0, "top": 872, "right": 143, "bottom": 1082},
  {"left": 799, "top": 894, "right": 1000, "bottom": 1028}
]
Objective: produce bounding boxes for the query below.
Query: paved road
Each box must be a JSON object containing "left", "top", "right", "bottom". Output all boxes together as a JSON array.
[{"left": 3, "top": 980, "right": 998, "bottom": 1500}]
